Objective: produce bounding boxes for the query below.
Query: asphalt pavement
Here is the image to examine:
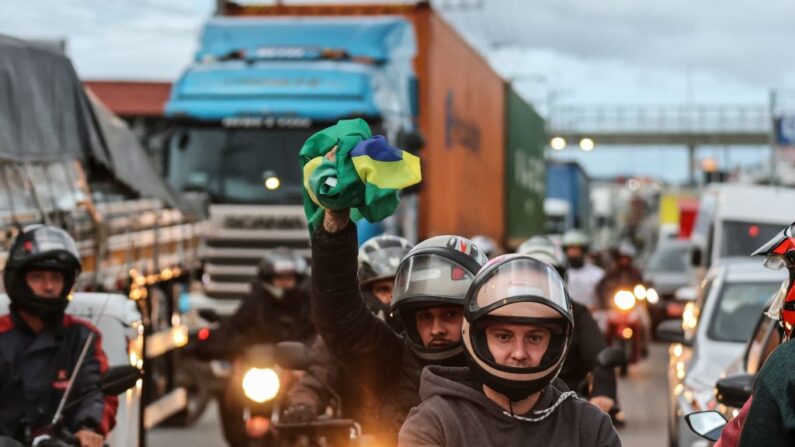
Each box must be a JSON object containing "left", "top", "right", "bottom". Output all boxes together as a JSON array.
[{"left": 148, "top": 343, "right": 671, "bottom": 447}]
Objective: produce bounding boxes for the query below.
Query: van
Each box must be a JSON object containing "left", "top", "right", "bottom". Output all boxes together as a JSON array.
[{"left": 690, "top": 183, "right": 795, "bottom": 268}]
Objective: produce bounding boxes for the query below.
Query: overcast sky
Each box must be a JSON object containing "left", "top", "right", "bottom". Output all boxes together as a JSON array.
[{"left": 3, "top": 0, "right": 790, "bottom": 182}]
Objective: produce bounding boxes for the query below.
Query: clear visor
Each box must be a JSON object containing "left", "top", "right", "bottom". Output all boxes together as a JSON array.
[
  {"left": 470, "top": 258, "right": 569, "bottom": 316},
  {"left": 393, "top": 254, "right": 474, "bottom": 305},
  {"left": 21, "top": 225, "right": 79, "bottom": 258}
]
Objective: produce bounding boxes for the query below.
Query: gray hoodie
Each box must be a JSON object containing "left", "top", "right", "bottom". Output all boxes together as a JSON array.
[{"left": 399, "top": 366, "right": 621, "bottom": 447}]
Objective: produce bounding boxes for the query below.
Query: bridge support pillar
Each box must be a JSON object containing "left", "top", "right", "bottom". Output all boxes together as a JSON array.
[{"left": 687, "top": 144, "right": 697, "bottom": 186}]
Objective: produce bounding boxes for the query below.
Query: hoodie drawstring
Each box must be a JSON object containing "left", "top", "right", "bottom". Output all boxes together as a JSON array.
[{"left": 501, "top": 391, "right": 578, "bottom": 423}]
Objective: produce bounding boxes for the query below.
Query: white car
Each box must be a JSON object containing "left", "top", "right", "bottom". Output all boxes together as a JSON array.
[
  {"left": 660, "top": 258, "right": 784, "bottom": 447},
  {"left": 0, "top": 293, "right": 143, "bottom": 447}
]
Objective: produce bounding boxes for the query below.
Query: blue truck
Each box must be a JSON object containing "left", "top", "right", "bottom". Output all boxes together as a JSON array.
[
  {"left": 165, "top": 17, "right": 422, "bottom": 305},
  {"left": 545, "top": 160, "right": 591, "bottom": 235}
]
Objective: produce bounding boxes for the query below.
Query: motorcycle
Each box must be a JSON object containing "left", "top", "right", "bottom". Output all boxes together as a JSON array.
[
  {"left": 274, "top": 342, "right": 368, "bottom": 447},
  {"left": 27, "top": 365, "right": 142, "bottom": 447},
  {"left": 606, "top": 284, "right": 650, "bottom": 376}
]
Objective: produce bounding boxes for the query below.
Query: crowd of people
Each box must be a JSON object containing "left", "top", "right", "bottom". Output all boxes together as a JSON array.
[{"left": 2, "top": 213, "right": 795, "bottom": 446}]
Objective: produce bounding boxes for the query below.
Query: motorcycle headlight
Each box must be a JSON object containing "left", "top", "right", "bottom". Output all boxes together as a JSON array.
[
  {"left": 614, "top": 290, "right": 637, "bottom": 311},
  {"left": 646, "top": 287, "right": 660, "bottom": 304},
  {"left": 633, "top": 284, "right": 647, "bottom": 300},
  {"left": 242, "top": 368, "right": 280, "bottom": 403}
]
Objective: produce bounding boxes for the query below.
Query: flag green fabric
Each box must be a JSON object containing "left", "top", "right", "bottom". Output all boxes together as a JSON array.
[{"left": 298, "top": 118, "right": 422, "bottom": 233}]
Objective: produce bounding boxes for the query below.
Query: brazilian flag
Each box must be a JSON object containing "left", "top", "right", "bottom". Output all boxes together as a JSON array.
[{"left": 299, "top": 119, "right": 422, "bottom": 233}]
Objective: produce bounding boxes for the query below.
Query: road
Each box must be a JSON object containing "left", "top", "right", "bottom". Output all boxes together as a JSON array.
[{"left": 148, "top": 343, "right": 671, "bottom": 447}]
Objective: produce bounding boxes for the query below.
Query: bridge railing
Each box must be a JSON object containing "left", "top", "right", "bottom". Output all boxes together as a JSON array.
[{"left": 548, "top": 104, "right": 770, "bottom": 135}]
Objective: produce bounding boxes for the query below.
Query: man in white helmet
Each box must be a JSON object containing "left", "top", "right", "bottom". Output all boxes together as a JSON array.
[
  {"left": 562, "top": 230, "right": 605, "bottom": 311},
  {"left": 398, "top": 255, "right": 620, "bottom": 446}
]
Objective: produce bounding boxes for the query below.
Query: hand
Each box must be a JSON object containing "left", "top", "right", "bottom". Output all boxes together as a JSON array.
[
  {"left": 75, "top": 429, "right": 103, "bottom": 447},
  {"left": 281, "top": 403, "right": 317, "bottom": 424},
  {"left": 590, "top": 396, "right": 615, "bottom": 414}
]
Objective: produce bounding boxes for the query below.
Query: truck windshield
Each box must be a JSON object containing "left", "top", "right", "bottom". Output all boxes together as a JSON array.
[
  {"left": 720, "top": 221, "right": 783, "bottom": 258},
  {"left": 167, "top": 127, "right": 313, "bottom": 205}
]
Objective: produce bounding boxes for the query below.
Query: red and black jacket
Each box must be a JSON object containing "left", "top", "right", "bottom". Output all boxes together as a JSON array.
[{"left": 0, "top": 310, "right": 117, "bottom": 441}]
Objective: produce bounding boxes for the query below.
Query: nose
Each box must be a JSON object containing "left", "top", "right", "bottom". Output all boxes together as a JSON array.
[
  {"left": 510, "top": 339, "right": 528, "bottom": 362},
  {"left": 430, "top": 316, "right": 447, "bottom": 336}
]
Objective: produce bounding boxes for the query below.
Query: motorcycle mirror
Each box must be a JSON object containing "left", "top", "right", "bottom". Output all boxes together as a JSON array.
[
  {"left": 597, "top": 346, "right": 627, "bottom": 368},
  {"left": 275, "top": 341, "right": 312, "bottom": 371},
  {"left": 715, "top": 373, "right": 754, "bottom": 408},
  {"left": 685, "top": 410, "right": 727, "bottom": 442},
  {"left": 198, "top": 308, "right": 222, "bottom": 323},
  {"left": 100, "top": 365, "right": 143, "bottom": 396},
  {"left": 656, "top": 319, "right": 692, "bottom": 346}
]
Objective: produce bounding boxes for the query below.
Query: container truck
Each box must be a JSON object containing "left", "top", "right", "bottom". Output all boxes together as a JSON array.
[
  {"left": 219, "top": 1, "right": 548, "bottom": 245},
  {"left": 0, "top": 35, "right": 203, "bottom": 433},
  {"left": 545, "top": 160, "right": 591, "bottom": 235}
]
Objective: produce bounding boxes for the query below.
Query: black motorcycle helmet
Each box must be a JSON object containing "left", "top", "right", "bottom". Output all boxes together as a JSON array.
[
  {"left": 462, "top": 254, "right": 574, "bottom": 402},
  {"left": 391, "top": 235, "right": 488, "bottom": 362},
  {"left": 358, "top": 234, "right": 413, "bottom": 320},
  {"left": 3, "top": 225, "right": 82, "bottom": 321}
]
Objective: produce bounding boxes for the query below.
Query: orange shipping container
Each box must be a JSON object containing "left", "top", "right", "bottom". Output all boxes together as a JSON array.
[{"left": 222, "top": 1, "right": 507, "bottom": 243}]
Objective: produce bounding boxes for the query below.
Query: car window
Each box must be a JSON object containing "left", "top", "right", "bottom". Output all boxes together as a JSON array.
[
  {"left": 708, "top": 281, "right": 781, "bottom": 343},
  {"left": 745, "top": 312, "right": 776, "bottom": 374},
  {"left": 646, "top": 245, "right": 688, "bottom": 273}
]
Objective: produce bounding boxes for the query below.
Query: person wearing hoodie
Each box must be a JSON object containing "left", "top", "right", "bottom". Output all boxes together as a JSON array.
[
  {"left": 282, "top": 235, "right": 413, "bottom": 434},
  {"left": 312, "top": 209, "right": 488, "bottom": 443},
  {"left": 398, "top": 254, "right": 621, "bottom": 447}
]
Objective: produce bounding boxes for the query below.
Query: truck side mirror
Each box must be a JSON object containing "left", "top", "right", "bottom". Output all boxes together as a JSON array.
[
  {"left": 656, "top": 319, "right": 692, "bottom": 346},
  {"left": 690, "top": 247, "right": 703, "bottom": 267},
  {"left": 715, "top": 373, "right": 754, "bottom": 408}
]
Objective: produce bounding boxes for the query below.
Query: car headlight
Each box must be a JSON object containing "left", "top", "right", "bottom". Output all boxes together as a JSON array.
[
  {"left": 646, "top": 287, "right": 660, "bottom": 304},
  {"left": 633, "top": 284, "right": 647, "bottom": 300},
  {"left": 242, "top": 368, "right": 280, "bottom": 403},
  {"left": 614, "top": 290, "right": 637, "bottom": 311}
]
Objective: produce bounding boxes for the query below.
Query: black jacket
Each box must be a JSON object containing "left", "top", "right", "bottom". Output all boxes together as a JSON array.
[
  {"left": 0, "top": 311, "right": 117, "bottom": 441},
  {"left": 739, "top": 339, "right": 795, "bottom": 446},
  {"left": 398, "top": 366, "right": 621, "bottom": 446},
  {"left": 560, "top": 301, "right": 617, "bottom": 400},
  {"left": 198, "top": 281, "right": 315, "bottom": 360},
  {"left": 310, "top": 223, "right": 463, "bottom": 443}
]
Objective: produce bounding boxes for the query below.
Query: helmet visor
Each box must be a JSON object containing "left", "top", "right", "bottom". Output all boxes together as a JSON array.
[
  {"left": 392, "top": 254, "right": 474, "bottom": 307},
  {"left": 469, "top": 258, "right": 569, "bottom": 320},
  {"left": 12, "top": 225, "right": 80, "bottom": 261}
]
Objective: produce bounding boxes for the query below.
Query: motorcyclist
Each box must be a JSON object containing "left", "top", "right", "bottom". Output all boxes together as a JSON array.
[
  {"left": 733, "top": 222, "right": 795, "bottom": 446},
  {"left": 562, "top": 230, "right": 605, "bottom": 311},
  {"left": 0, "top": 225, "right": 116, "bottom": 447},
  {"left": 398, "top": 254, "right": 620, "bottom": 446},
  {"left": 312, "top": 209, "right": 488, "bottom": 442},
  {"left": 517, "top": 236, "right": 619, "bottom": 418},
  {"left": 190, "top": 247, "right": 313, "bottom": 446},
  {"left": 282, "top": 235, "right": 413, "bottom": 433}
]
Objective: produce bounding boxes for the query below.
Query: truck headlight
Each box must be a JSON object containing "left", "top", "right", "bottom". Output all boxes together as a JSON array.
[
  {"left": 614, "top": 290, "right": 637, "bottom": 311},
  {"left": 242, "top": 368, "right": 280, "bottom": 403}
]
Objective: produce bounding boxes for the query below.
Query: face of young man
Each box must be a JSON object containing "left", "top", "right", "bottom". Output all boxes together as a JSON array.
[
  {"left": 484, "top": 323, "right": 551, "bottom": 368},
  {"left": 25, "top": 269, "right": 65, "bottom": 299},
  {"left": 370, "top": 278, "right": 395, "bottom": 305},
  {"left": 415, "top": 305, "right": 464, "bottom": 348},
  {"left": 271, "top": 273, "right": 298, "bottom": 291}
]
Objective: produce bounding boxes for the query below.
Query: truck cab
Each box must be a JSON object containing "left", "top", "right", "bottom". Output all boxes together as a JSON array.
[
  {"left": 690, "top": 183, "right": 795, "bottom": 270},
  {"left": 165, "top": 17, "right": 419, "bottom": 306}
]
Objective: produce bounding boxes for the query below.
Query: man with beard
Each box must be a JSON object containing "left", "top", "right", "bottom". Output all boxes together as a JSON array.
[{"left": 311, "top": 209, "right": 487, "bottom": 442}]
